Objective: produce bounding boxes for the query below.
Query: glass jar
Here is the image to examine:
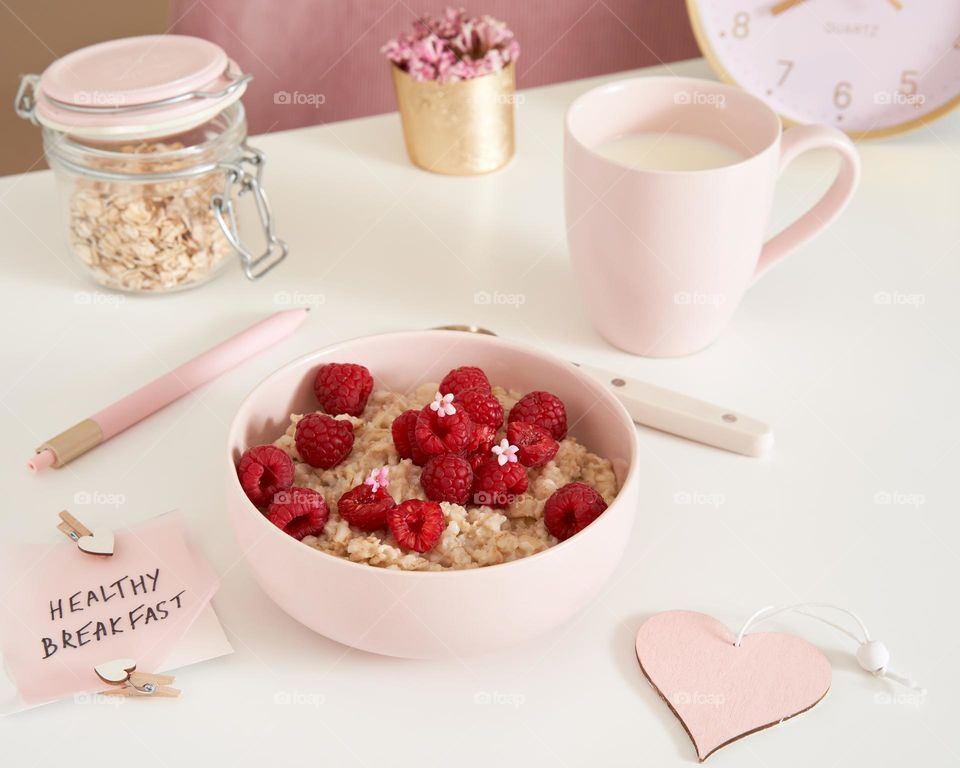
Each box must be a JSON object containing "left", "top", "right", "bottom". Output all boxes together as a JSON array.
[{"left": 15, "top": 35, "right": 287, "bottom": 293}]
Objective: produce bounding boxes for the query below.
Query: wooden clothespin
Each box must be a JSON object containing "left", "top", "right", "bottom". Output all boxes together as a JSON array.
[
  {"left": 103, "top": 672, "right": 179, "bottom": 698},
  {"left": 57, "top": 510, "right": 114, "bottom": 556},
  {"left": 95, "top": 658, "right": 180, "bottom": 698}
]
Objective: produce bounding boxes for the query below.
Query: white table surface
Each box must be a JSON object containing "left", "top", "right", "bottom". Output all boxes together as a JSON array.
[{"left": 2, "top": 57, "right": 958, "bottom": 767}]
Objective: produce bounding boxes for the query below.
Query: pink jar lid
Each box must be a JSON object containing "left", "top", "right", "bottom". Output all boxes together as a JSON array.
[{"left": 32, "top": 35, "right": 249, "bottom": 140}]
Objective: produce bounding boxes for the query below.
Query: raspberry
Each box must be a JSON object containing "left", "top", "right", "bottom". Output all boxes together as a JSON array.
[
  {"left": 439, "top": 366, "right": 491, "bottom": 396},
  {"left": 390, "top": 409, "right": 432, "bottom": 467},
  {"left": 313, "top": 363, "right": 374, "bottom": 416},
  {"left": 392, "top": 409, "right": 430, "bottom": 466},
  {"left": 337, "top": 483, "right": 395, "bottom": 532},
  {"left": 388, "top": 499, "right": 445, "bottom": 553},
  {"left": 415, "top": 405, "right": 474, "bottom": 456},
  {"left": 237, "top": 445, "right": 295, "bottom": 507},
  {"left": 267, "top": 487, "right": 329, "bottom": 540},
  {"left": 421, "top": 454, "right": 474, "bottom": 504},
  {"left": 457, "top": 387, "right": 504, "bottom": 428},
  {"left": 465, "top": 424, "right": 498, "bottom": 469},
  {"left": 508, "top": 391, "right": 568, "bottom": 440},
  {"left": 461, "top": 424, "right": 497, "bottom": 462},
  {"left": 507, "top": 421, "right": 559, "bottom": 468},
  {"left": 472, "top": 423, "right": 498, "bottom": 452},
  {"left": 471, "top": 458, "right": 529, "bottom": 508},
  {"left": 295, "top": 413, "right": 354, "bottom": 468},
  {"left": 409, "top": 433, "right": 430, "bottom": 466},
  {"left": 543, "top": 482, "right": 607, "bottom": 541},
  {"left": 391, "top": 409, "right": 418, "bottom": 459}
]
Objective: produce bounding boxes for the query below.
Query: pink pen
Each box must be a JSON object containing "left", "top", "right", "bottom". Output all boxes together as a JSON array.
[{"left": 28, "top": 308, "right": 309, "bottom": 473}]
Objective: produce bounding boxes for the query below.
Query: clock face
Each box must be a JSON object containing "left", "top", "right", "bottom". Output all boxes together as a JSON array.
[{"left": 687, "top": 0, "right": 960, "bottom": 137}]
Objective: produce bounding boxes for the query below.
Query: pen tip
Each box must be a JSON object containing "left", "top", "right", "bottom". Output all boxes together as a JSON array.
[{"left": 28, "top": 448, "right": 55, "bottom": 473}]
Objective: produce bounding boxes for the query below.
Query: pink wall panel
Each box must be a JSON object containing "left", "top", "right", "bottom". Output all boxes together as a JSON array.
[{"left": 171, "top": 1, "right": 700, "bottom": 133}]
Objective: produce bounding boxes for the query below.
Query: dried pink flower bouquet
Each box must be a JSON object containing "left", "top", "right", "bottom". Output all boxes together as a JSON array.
[{"left": 382, "top": 7, "right": 520, "bottom": 83}]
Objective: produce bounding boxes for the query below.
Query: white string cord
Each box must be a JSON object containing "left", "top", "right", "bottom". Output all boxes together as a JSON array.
[
  {"left": 793, "top": 608, "right": 863, "bottom": 645},
  {"left": 736, "top": 603, "right": 871, "bottom": 646},
  {"left": 734, "top": 602, "right": 924, "bottom": 693}
]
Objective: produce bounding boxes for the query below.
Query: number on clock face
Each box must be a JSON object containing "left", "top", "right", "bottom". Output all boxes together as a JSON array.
[{"left": 688, "top": 0, "right": 960, "bottom": 136}]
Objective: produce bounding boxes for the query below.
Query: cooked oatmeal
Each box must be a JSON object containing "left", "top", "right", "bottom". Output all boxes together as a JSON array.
[{"left": 272, "top": 383, "right": 618, "bottom": 571}]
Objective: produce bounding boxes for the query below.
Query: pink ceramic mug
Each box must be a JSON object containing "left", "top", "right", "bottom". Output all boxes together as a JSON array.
[{"left": 564, "top": 76, "right": 860, "bottom": 357}]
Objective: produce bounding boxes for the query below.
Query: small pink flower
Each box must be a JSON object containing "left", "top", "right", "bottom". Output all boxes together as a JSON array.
[
  {"left": 381, "top": 7, "right": 519, "bottom": 84},
  {"left": 430, "top": 392, "right": 456, "bottom": 417},
  {"left": 491, "top": 439, "right": 519, "bottom": 466},
  {"left": 364, "top": 466, "right": 390, "bottom": 493}
]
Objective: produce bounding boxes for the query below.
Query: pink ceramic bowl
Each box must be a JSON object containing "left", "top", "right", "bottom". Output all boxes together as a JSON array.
[{"left": 226, "top": 331, "right": 639, "bottom": 658}]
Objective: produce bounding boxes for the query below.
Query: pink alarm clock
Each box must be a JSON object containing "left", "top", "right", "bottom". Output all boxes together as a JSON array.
[{"left": 687, "top": 0, "right": 960, "bottom": 138}]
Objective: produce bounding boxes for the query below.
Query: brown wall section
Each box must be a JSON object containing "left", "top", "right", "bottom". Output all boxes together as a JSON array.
[{"left": 0, "top": 0, "right": 170, "bottom": 176}]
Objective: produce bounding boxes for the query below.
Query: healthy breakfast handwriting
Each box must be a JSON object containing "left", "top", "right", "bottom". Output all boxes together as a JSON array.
[{"left": 41, "top": 569, "right": 186, "bottom": 660}]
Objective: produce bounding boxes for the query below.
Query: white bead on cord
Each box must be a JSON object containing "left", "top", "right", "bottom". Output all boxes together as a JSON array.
[{"left": 734, "top": 603, "right": 925, "bottom": 693}]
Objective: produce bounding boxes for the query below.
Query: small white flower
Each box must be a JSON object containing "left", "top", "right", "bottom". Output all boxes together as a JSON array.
[
  {"left": 430, "top": 391, "right": 456, "bottom": 417},
  {"left": 491, "top": 438, "right": 519, "bottom": 466}
]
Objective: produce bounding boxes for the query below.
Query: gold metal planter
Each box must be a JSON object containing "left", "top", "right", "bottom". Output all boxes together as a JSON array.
[{"left": 391, "top": 63, "right": 516, "bottom": 176}]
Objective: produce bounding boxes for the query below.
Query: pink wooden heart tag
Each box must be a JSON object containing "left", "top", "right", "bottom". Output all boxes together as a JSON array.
[{"left": 635, "top": 610, "right": 832, "bottom": 761}]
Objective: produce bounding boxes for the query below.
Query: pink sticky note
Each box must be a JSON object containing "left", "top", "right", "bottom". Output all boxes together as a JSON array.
[{"left": 0, "top": 512, "right": 219, "bottom": 706}]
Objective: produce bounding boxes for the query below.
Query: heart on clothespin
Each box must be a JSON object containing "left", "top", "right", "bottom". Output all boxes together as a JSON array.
[
  {"left": 94, "top": 657, "right": 136, "bottom": 685},
  {"left": 57, "top": 510, "right": 115, "bottom": 557},
  {"left": 77, "top": 529, "right": 115, "bottom": 557},
  {"left": 635, "top": 610, "right": 832, "bottom": 762}
]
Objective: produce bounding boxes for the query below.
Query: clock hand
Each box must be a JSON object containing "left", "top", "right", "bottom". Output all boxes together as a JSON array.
[
  {"left": 770, "top": 0, "right": 807, "bottom": 15},
  {"left": 887, "top": 0, "right": 903, "bottom": 9}
]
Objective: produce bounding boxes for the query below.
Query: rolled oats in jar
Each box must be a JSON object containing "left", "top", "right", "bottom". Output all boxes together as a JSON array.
[{"left": 15, "top": 35, "right": 287, "bottom": 293}]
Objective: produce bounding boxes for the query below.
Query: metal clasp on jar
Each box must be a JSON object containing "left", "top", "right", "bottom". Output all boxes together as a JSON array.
[
  {"left": 213, "top": 145, "right": 289, "bottom": 280},
  {"left": 15, "top": 74, "right": 41, "bottom": 124}
]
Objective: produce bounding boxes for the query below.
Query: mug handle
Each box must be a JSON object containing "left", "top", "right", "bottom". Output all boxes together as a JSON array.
[{"left": 754, "top": 124, "right": 861, "bottom": 279}]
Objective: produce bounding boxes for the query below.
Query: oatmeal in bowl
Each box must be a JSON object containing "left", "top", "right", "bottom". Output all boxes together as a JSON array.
[
  {"left": 236, "top": 363, "right": 619, "bottom": 571},
  {"left": 227, "top": 331, "right": 639, "bottom": 657}
]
